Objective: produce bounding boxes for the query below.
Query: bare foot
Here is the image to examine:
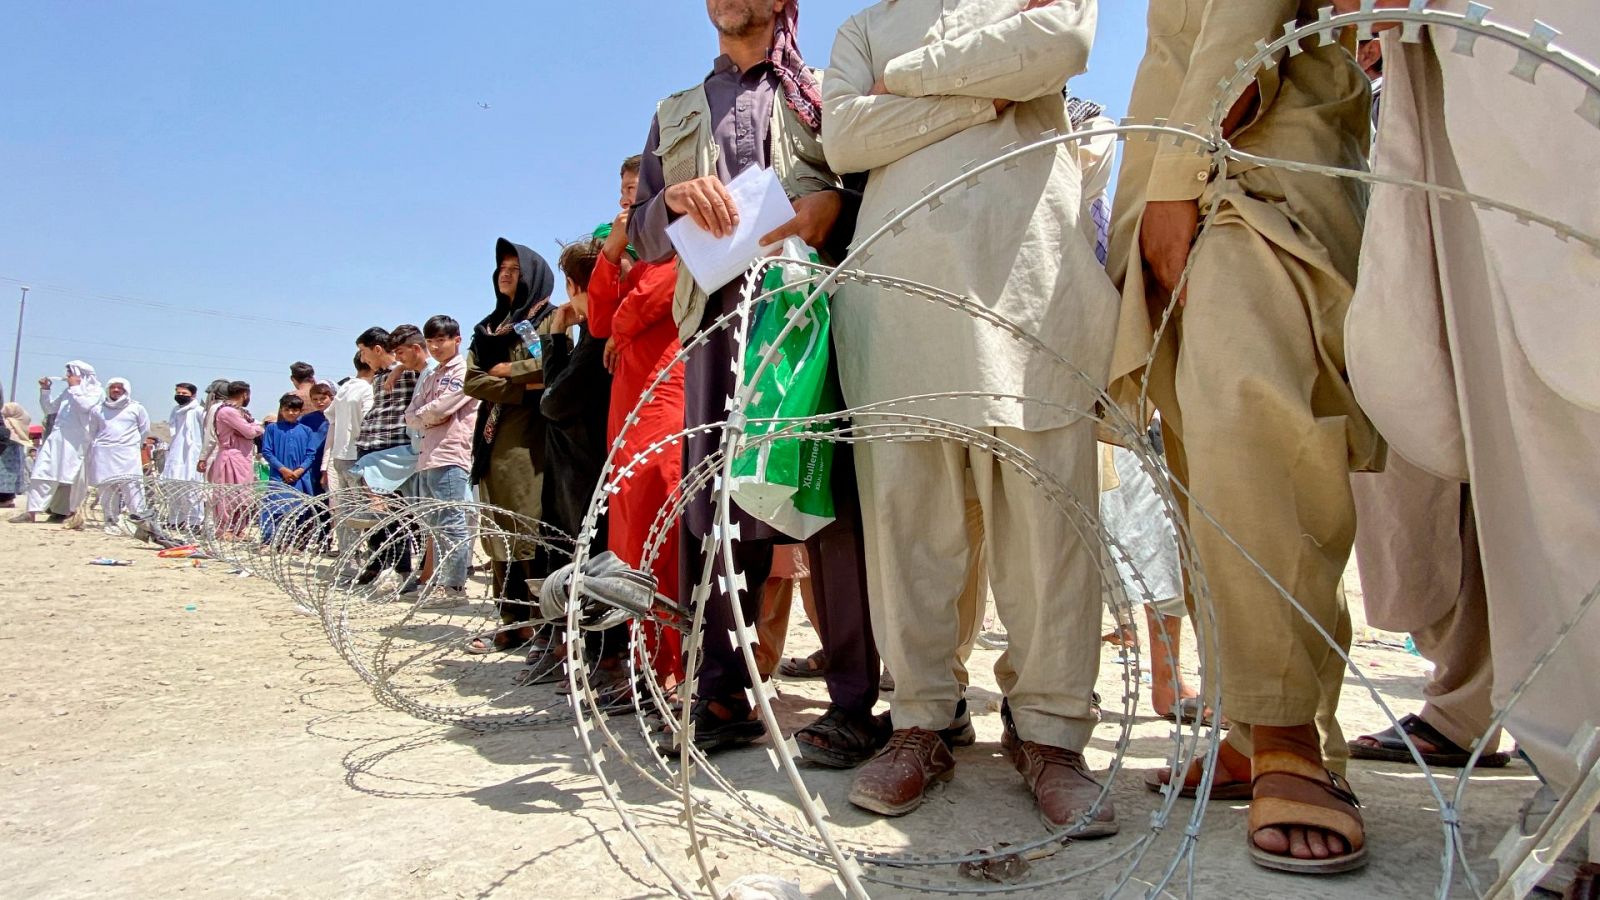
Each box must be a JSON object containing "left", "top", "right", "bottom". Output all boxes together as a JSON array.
[
  {"left": 1101, "top": 626, "right": 1137, "bottom": 648},
  {"left": 1149, "top": 680, "right": 1201, "bottom": 720}
]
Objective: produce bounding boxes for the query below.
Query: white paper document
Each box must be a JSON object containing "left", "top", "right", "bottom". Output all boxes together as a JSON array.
[{"left": 666, "top": 166, "right": 796, "bottom": 295}]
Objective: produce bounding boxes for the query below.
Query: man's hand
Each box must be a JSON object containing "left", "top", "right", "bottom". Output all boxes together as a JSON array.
[
  {"left": 760, "top": 190, "right": 844, "bottom": 250},
  {"left": 197, "top": 459, "right": 210, "bottom": 475},
  {"left": 665, "top": 176, "right": 738, "bottom": 238},
  {"left": 1140, "top": 199, "right": 1201, "bottom": 307},
  {"left": 556, "top": 303, "right": 587, "bottom": 332},
  {"left": 603, "top": 338, "right": 620, "bottom": 373},
  {"left": 38, "top": 376, "right": 52, "bottom": 389},
  {"left": 602, "top": 209, "right": 631, "bottom": 263},
  {"left": 488, "top": 362, "right": 513, "bottom": 379},
  {"left": 321, "top": 471, "right": 329, "bottom": 489},
  {"left": 278, "top": 467, "right": 295, "bottom": 481}
]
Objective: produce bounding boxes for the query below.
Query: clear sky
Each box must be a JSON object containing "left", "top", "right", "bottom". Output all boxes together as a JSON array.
[{"left": 0, "top": 1, "right": 1145, "bottom": 420}]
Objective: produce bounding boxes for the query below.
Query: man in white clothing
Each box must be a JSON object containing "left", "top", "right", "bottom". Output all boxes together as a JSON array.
[
  {"left": 85, "top": 377, "right": 151, "bottom": 534},
  {"left": 324, "top": 352, "right": 376, "bottom": 556},
  {"left": 11, "top": 360, "right": 102, "bottom": 524},
  {"left": 162, "top": 382, "right": 206, "bottom": 526}
]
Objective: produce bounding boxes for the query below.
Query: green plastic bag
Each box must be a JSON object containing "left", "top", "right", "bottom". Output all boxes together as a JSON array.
[{"left": 729, "top": 240, "right": 839, "bottom": 540}]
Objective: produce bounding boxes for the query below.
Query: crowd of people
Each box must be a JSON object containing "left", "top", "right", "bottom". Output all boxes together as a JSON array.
[{"left": 3, "top": 0, "right": 1595, "bottom": 890}]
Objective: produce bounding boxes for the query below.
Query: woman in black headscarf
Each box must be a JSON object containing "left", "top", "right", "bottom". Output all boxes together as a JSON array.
[{"left": 463, "top": 238, "right": 558, "bottom": 653}]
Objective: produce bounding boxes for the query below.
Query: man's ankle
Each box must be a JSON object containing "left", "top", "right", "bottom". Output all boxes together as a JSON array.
[{"left": 1251, "top": 723, "right": 1324, "bottom": 762}]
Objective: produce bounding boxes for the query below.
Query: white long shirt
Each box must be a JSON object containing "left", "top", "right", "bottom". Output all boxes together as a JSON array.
[
  {"left": 327, "top": 377, "right": 375, "bottom": 462},
  {"left": 30, "top": 381, "right": 102, "bottom": 484},
  {"left": 86, "top": 400, "right": 151, "bottom": 486},
  {"left": 162, "top": 401, "right": 206, "bottom": 481}
]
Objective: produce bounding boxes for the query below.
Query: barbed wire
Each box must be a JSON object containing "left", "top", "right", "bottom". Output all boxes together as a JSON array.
[{"left": 69, "top": 5, "right": 1600, "bottom": 897}]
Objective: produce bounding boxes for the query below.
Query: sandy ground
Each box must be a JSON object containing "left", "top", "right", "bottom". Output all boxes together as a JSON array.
[{"left": 0, "top": 518, "right": 1539, "bottom": 899}]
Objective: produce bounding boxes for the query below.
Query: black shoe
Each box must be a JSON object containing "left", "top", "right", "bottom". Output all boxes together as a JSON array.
[
  {"left": 940, "top": 697, "right": 976, "bottom": 748},
  {"left": 797, "top": 705, "right": 892, "bottom": 769},
  {"left": 45, "top": 514, "right": 68, "bottom": 524},
  {"left": 354, "top": 565, "right": 382, "bottom": 586},
  {"left": 654, "top": 696, "right": 764, "bottom": 755}
]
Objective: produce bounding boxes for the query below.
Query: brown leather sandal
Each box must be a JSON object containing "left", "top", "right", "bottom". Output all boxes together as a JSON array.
[{"left": 1247, "top": 751, "right": 1368, "bottom": 874}]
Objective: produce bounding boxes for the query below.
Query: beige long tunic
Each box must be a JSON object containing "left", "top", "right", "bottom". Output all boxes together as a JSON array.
[
  {"left": 1106, "top": 1, "right": 1373, "bottom": 753},
  {"left": 1346, "top": 1, "right": 1600, "bottom": 796},
  {"left": 1106, "top": 1, "right": 1376, "bottom": 471},
  {"left": 822, "top": 0, "right": 1117, "bottom": 431}
]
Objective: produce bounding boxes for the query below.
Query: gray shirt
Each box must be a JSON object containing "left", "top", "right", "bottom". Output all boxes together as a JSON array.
[{"left": 629, "top": 55, "right": 784, "bottom": 540}]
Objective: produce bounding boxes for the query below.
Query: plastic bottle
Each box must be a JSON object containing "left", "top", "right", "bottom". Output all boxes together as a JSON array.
[
  {"left": 90, "top": 558, "right": 132, "bottom": 567},
  {"left": 511, "top": 320, "right": 544, "bottom": 362}
]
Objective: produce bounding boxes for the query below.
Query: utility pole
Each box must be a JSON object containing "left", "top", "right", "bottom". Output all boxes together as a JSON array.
[{"left": 8, "top": 286, "right": 28, "bottom": 403}]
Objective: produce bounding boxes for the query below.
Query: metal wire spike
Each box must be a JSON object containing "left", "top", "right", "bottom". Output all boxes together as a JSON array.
[
  {"left": 1512, "top": 21, "right": 1562, "bottom": 83},
  {"left": 1399, "top": 0, "right": 1430, "bottom": 43},
  {"left": 1580, "top": 87, "right": 1600, "bottom": 129},
  {"left": 1254, "top": 39, "right": 1278, "bottom": 70}
]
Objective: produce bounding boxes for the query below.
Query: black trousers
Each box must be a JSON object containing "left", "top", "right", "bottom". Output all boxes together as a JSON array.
[{"left": 681, "top": 443, "right": 879, "bottom": 716}]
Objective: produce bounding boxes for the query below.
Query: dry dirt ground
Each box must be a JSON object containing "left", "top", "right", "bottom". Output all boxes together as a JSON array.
[{"left": 0, "top": 519, "right": 1538, "bottom": 899}]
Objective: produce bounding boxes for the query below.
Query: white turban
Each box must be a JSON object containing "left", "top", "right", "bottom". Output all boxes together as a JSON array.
[
  {"left": 104, "top": 377, "right": 132, "bottom": 409},
  {"left": 65, "top": 360, "right": 100, "bottom": 387}
]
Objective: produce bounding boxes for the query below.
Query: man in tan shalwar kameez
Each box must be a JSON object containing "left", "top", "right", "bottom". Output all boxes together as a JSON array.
[
  {"left": 1348, "top": 462, "right": 1505, "bottom": 769},
  {"left": 1345, "top": 35, "right": 1504, "bottom": 773},
  {"left": 1107, "top": 1, "right": 1377, "bottom": 873},
  {"left": 822, "top": 0, "right": 1120, "bottom": 832},
  {"left": 1340, "top": 0, "right": 1600, "bottom": 888}
]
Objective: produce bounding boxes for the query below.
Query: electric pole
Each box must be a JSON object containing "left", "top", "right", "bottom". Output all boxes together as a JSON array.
[{"left": 8, "top": 286, "right": 27, "bottom": 403}]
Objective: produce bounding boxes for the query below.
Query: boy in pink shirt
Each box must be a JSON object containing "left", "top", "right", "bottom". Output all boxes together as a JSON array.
[{"left": 404, "top": 314, "right": 481, "bottom": 600}]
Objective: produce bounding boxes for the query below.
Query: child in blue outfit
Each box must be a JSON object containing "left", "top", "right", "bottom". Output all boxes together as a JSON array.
[{"left": 260, "top": 392, "right": 317, "bottom": 543}]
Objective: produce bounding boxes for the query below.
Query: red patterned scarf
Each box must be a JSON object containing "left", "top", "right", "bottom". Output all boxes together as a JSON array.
[{"left": 770, "top": 2, "right": 822, "bottom": 132}]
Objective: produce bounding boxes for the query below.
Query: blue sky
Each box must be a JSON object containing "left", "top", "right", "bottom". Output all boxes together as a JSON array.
[{"left": 0, "top": 1, "right": 1144, "bottom": 419}]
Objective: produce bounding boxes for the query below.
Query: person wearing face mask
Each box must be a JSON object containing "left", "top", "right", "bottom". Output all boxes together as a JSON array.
[
  {"left": 162, "top": 382, "right": 206, "bottom": 526},
  {"left": 85, "top": 377, "right": 152, "bottom": 534}
]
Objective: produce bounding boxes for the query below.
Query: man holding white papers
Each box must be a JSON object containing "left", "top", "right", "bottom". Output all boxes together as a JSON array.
[
  {"left": 823, "top": 0, "right": 1119, "bottom": 831},
  {"left": 630, "top": 0, "right": 885, "bottom": 767}
]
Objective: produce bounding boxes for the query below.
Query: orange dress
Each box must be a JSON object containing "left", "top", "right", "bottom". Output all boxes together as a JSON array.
[{"left": 587, "top": 253, "right": 685, "bottom": 679}]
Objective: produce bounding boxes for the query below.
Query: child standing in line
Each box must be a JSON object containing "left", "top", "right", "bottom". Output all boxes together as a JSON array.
[{"left": 260, "top": 392, "right": 316, "bottom": 544}]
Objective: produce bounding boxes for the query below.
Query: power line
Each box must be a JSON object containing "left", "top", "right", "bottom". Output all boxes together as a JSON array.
[
  {"left": 13, "top": 347, "right": 284, "bottom": 378},
  {"left": 0, "top": 330, "right": 291, "bottom": 367},
  {"left": 0, "top": 275, "right": 347, "bottom": 334}
]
